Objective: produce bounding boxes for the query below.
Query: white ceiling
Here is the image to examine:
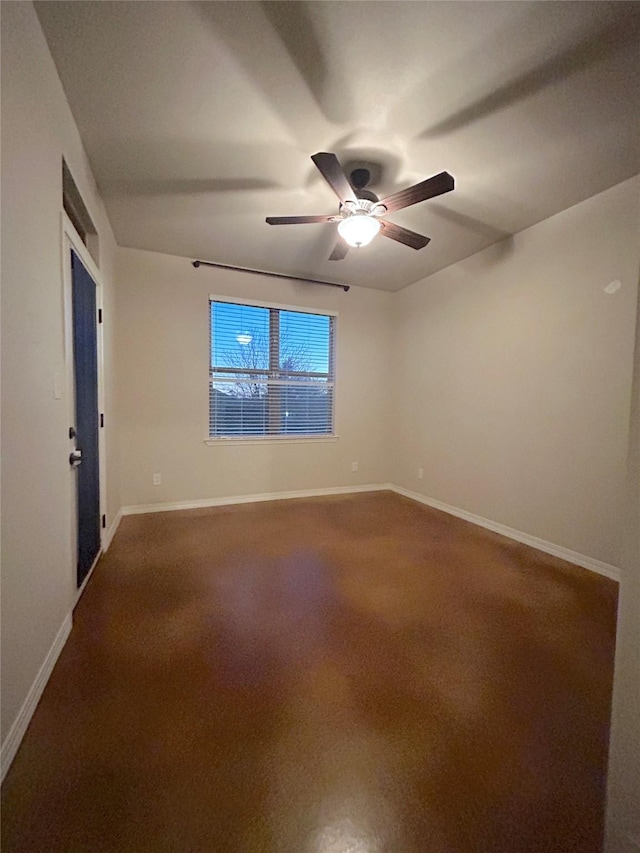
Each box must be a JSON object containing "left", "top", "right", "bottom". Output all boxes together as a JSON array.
[{"left": 36, "top": 1, "right": 640, "bottom": 292}]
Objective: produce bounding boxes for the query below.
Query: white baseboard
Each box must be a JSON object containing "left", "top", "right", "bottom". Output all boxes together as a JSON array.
[
  {"left": 121, "top": 483, "right": 389, "bottom": 516},
  {"left": 2, "top": 509, "right": 123, "bottom": 780},
  {"left": 390, "top": 485, "right": 620, "bottom": 582},
  {"left": 0, "top": 613, "right": 73, "bottom": 782},
  {"left": 103, "top": 508, "right": 123, "bottom": 552},
  {"left": 122, "top": 482, "right": 619, "bottom": 581}
]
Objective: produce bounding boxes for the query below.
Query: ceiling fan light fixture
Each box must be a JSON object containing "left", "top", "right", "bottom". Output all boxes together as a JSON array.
[
  {"left": 266, "top": 152, "right": 451, "bottom": 259},
  {"left": 337, "top": 213, "right": 381, "bottom": 248}
]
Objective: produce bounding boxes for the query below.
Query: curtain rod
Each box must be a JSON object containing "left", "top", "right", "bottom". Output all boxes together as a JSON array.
[{"left": 191, "top": 259, "right": 350, "bottom": 292}]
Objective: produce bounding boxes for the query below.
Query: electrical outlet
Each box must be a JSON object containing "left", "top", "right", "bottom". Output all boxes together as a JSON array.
[
  {"left": 153, "top": 473, "right": 162, "bottom": 485},
  {"left": 351, "top": 461, "right": 358, "bottom": 472},
  {"left": 418, "top": 467, "right": 424, "bottom": 480}
]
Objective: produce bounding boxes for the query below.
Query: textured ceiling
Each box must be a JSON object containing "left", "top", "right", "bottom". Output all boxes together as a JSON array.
[{"left": 36, "top": 1, "right": 640, "bottom": 292}]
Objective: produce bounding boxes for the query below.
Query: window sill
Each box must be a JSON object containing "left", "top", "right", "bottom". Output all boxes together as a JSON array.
[{"left": 205, "top": 436, "right": 339, "bottom": 447}]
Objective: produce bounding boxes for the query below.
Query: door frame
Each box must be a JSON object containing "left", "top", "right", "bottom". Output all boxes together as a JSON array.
[{"left": 61, "top": 211, "right": 107, "bottom": 603}]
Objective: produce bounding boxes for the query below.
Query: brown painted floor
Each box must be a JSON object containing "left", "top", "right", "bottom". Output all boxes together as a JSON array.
[{"left": 2, "top": 492, "right": 618, "bottom": 852}]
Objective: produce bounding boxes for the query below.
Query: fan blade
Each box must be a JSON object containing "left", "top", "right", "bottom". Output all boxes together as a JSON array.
[
  {"left": 266, "top": 215, "right": 337, "bottom": 225},
  {"left": 379, "top": 171, "right": 454, "bottom": 214},
  {"left": 311, "top": 152, "right": 357, "bottom": 205},
  {"left": 329, "top": 237, "right": 349, "bottom": 261},
  {"left": 380, "top": 220, "right": 431, "bottom": 250}
]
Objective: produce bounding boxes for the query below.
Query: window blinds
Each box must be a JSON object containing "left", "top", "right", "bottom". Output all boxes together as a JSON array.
[{"left": 209, "top": 300, "right": 335, "bottom": 438}]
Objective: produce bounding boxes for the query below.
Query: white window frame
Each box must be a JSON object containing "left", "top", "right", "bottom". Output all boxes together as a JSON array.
[{"left": 206, "top": 295, "right": 338, "bottom": 445}]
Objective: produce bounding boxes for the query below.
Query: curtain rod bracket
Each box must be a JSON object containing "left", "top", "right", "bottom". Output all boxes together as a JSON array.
[{"left": 191, "top": 259, "right": 350, "bottom": 292}]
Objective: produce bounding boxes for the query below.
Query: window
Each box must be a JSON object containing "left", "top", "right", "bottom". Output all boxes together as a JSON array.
[
  {"left": 209, "top": 299, "right": 336, "bottom": 438},
  {"left": 62, "top": 160, "right": 100, "bottom": 267}
]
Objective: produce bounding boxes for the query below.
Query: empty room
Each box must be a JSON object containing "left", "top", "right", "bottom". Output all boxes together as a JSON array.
[{"left": 1, "top": 2, "right": 639, "bottom": 851}]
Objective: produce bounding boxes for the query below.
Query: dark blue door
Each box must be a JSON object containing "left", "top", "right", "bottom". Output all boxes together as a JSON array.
[{"left": 71, "top": 250, "right": 101, "bottom": 587}]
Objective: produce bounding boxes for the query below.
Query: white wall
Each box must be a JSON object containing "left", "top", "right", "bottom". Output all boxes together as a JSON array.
[
  {"left": 115, "top": 247, "right": 393, "bottom": 508},
  {"left": 392, "top": 177, "right": 640, "bottom": 567},
  {"left": 0, "top": 2, "right": 119, "bottom": 747},
  {"left": 605, "top": 257, "right": 640, "bottom": 852}
]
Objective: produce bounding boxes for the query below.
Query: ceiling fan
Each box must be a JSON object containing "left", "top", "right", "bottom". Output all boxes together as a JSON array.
[{"left": 266, "top": 152, "right": 454, "bottom": 261}]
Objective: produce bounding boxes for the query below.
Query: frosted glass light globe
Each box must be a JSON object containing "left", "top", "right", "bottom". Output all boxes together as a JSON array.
[{"left": 337, "top": 214, "right": 381, "bottom": 248}]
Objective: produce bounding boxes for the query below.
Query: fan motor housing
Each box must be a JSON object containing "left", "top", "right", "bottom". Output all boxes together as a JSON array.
[
  {"left": 340, "top": 199, "right": 386, "bottom": 218},
  {"left": 349, "top": 167, "right": 379, "bottom": 202}
]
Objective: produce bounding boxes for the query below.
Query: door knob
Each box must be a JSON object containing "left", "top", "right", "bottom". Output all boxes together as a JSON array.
[{"left": 69, "top": 449, "right": 83, "bottom": 467}]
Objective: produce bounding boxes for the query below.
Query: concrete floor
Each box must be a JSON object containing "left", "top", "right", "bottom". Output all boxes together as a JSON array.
[{"left": 1, "top": 491, "right": 618, "bottom": 852}]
